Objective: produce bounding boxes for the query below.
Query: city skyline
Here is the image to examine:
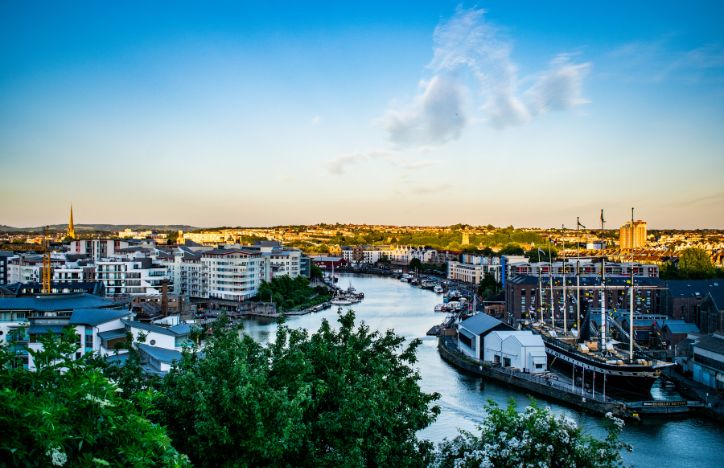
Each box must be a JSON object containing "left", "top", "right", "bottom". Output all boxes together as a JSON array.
[{"left": 2, "top": 1, "right": 724, "bottom": 228}]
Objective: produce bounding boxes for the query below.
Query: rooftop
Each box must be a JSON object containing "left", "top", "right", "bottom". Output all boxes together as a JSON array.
[{"left": 0, "top": 293, "right": 121, "bottom": 312}]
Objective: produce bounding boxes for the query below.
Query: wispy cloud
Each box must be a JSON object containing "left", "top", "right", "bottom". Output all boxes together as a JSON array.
[
  {"left": 526, "top": 55, "right": 590, "bottom": 114},
  {"left": 379, "top": 7, "right": 590, "bottom": 143},
  {"left": 381, "top": 76, "right": 468, "bottom": 145},
  {"left": 607, "top": 39, "right": 724, "bottom": 83},
  {"left": 326, "top": 150, "right": 436, "bottom": 175},
  {"left": 410, "top": 183, "right": 452, "bottom": 195}
]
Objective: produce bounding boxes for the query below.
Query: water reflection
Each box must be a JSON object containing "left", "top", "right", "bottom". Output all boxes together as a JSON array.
[{"left": 241, "top": 274, "right": 724, "bottom": 466}]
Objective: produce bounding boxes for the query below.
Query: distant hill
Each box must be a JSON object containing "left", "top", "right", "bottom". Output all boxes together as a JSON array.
[{"left": 0, "top": 224, "right": 199, "bottom": 233}]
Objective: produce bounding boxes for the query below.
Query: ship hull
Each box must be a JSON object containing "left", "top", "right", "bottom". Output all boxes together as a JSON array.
[{"left": 544, "top": 339, "right": 659, "bottom": 397}]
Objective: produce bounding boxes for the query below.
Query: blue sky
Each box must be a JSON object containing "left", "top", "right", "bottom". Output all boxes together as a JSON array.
[{"left": 1, "top": 1, "right": 723, "bottom": 228}]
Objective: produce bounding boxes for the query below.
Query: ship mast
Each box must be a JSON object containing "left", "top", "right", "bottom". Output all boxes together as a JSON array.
[
  {"left": 629, "top": 207, "right": 635, "bottom": 361},
  {"left": 600, "top": 257, "right": 607, "bottom": 353},
  {"left": 548, "top": 239, "right": 554, "bottom": 328},
  {"left": 561, "top": 225, "right": 567, "bottom": 334},
  {"left": 576, "top": 217, "right": 585, "bottom": 334}
]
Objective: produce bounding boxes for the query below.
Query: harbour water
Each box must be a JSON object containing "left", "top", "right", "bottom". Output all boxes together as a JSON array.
[{"left": 241, "top": 274, "right": 724, "bottom": 466}]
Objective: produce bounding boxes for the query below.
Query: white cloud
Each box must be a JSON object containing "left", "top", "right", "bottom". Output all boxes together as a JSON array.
[
  {"left": 326, "top": 150, "right": 436, "bottom": 175},
  {"left": 326, "top": 150, "right": 393, "bottom": 175},
  {"left": 526, "top": 55, "right": 591, "bottom": 114},
  {"left": 379, "top": 7, "right": 590, "bottom": 144},
  {"left": 380, "top": 76, "right": 468, "bottom": 145}
]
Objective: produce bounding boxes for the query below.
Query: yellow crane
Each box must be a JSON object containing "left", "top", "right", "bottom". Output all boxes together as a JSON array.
[{"left": 42, "top": 226, "right": 52, "bottom": 294}]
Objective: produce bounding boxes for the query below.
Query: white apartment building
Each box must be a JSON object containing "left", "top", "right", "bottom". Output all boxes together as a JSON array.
[
  {"left": 202, "top": 248, "right": 267, "bottom": 301},
  {"left": 96, "top": 255, "right": 168, "bottom": 296},
  {"left": 69, "top": 239, "right": 132, "bottom": 261},
  {"left": 7, "top": 260, "right": 40, "bottom": 284},
  {"left": 381, "top": 246, "right": 436, "bottom": 265},
  {"left": 448, "top": 255, "right": 502, "bottom": 284},
  {"left": 163, "top": 249, "right": 207, "bottom": 298}
]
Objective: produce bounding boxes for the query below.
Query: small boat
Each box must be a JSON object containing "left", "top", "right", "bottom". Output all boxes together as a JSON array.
[
  {"left": 433, "top": 285, "right": 444, "bottom": 294},
  {"left": 331, "top": 298, "right": 353, "bottom": 306}
]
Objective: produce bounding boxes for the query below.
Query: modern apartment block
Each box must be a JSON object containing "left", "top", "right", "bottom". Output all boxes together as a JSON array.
[
  {"left": 202, "top": 248, "right": 267, "bottom": 301},
  {"left": 619, "top": 220, "right": 647, "bottom": 249},
  {"left": 96, "top": 256, "right": 168, "bottom": 296}
]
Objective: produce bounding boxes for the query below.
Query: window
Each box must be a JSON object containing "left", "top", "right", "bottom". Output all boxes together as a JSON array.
[
  {"left": 150, "top": 339, "right": 156, "bottom": 345},
  {"left": 503, "top": 357, "right": 511, "bottom": 367}
]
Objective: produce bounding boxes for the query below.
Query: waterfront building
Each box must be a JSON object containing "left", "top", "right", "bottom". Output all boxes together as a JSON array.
[
  {"left": 483, "top": 330, "right": 547, "bottom": 373},
  {"left": 655, "top": 320, "right": 700, "bottom": 347},
  {"left": 697, "top": 290, "right": 724, "bottom": 334},
  {"left": 619, "top": 220, "right": 647, "bottom": 249},
  {"left": 202, "top": 248, "right": 267, "bottom": 301},
  {"left": 504, "top": 275, "right": 665, "bottom": 324},
  {"left": 312, "top": 256, "right": 345, "bottom": 270},
  {"left": 689, "top": 333, "right": 724, "bottom": 390},
  {"left": 448, "top": 255, "right": 502, "bottom": 284},
  {"left": 662, "top": 279, "right": 723, "bottom": 323},
  {"left": 457, "top": 313, "right": 513, "bottom": 361},
  {"left": 96, "top": 256, "right": 168, "bottom": 296}
]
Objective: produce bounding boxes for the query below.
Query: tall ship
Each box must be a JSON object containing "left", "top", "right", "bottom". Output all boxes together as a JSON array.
[{"left": 529, "top": 212, "right": 673, "bottom": 397}]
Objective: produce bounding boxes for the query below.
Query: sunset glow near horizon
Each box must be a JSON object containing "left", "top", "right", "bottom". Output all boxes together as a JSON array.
[{"left": 1, "top": 1, "right": 723, "bottom": 229}]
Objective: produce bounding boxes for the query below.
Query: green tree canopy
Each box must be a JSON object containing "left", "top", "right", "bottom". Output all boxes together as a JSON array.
[
  {"left": 525, "top": 246, "right": 558, "bottom": 263},
  {"left": 433, "top": 400, "right": 629, "bottom": 468},
  {"left": 0, "top": 329, "right": 187, "bottom": 466},
  {"left": 678, "top": 248, "right": 715, "bottom": 279},
  {"left": 477, "top": 272, "right": 502, "bottom": 300},
  {"left": 409, "top": 258, "right": 423, "bottom": 271},
  {"left": 498, "top": 244, "right": 525, "bottom": 256},
  {"left": 157, "top": 312, "right": 440, "bottom": 466}
]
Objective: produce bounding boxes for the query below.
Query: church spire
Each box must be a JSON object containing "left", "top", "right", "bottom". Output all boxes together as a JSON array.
[{"left": 67, "top": 205, "right": 76, "bottom": 239}]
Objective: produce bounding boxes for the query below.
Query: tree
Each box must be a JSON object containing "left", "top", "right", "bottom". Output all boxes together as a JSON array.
[
  {"left": 157, "top": 312, "right": 440, "bottom": 466},
  {"left": 678, "top": 248, "right": 715, "bottom": 279},
  {"left": 432, "top": 400, "right": 630, "bottom": 468},
  {"left": 409, "top": 258, "right": 423, "bottom": 271},
  {"left": 525, "top": 246, "right": 558, "bottom": 263},
  {"left": 310, "top": 263, "right": 324, "bottom": 280},
  {"left": 0, "top": 329, "right": 188, "bottom": 466},
  {"left": 477, "top": 272, "right": 501, "bottom": 300},
  {"left": 499, "top": 244, "right": 525, "bottom": 256}
]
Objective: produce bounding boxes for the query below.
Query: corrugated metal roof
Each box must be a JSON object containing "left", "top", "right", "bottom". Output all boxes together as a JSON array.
[
  {"left": 123, "top": 320, "right": 190, "bottom": 337},
  {"left": 70, "top": 309, "right": 130, "bottom": 326},
  {"left": 98, "top": 328, "right": 127, "bottom": 341},
  {"left": 28, "top": 324, "right": 67, "bottom": 334},
  {"left": 137, "top": 343, "right": 183, "bottom": 363},
  {"left": 0, "top": 294, "right": 120, "bottom": 312},
  {"left": 459, "top": 313, "right": 511, "bottom": 336}
]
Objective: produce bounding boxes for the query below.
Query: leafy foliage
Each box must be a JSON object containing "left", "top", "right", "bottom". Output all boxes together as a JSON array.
[
  {"left": 157, "top": 311, "right": 440, "bottom": 467},
  {"left": 0, "top": 329, "right": 188, "bottom": 467},
  {"left": 678, "top": 248, "right": 715, "bottom": 278},
  {"left": 433, "top": 400, "right": 630, "bottom": 468},
  {"left": 477, "top": 272, "right": 502, "bottom": 300},
  {"left": 525, "top": 245, "right": 558, "bottom": 263},
  {"left": 257, "top": 275, "right": 332, "bottom": 311}
]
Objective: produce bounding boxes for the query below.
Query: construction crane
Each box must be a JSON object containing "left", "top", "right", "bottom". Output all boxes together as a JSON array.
[{"left": 42, "top": 226, "right": 52, "bottom": 294}]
